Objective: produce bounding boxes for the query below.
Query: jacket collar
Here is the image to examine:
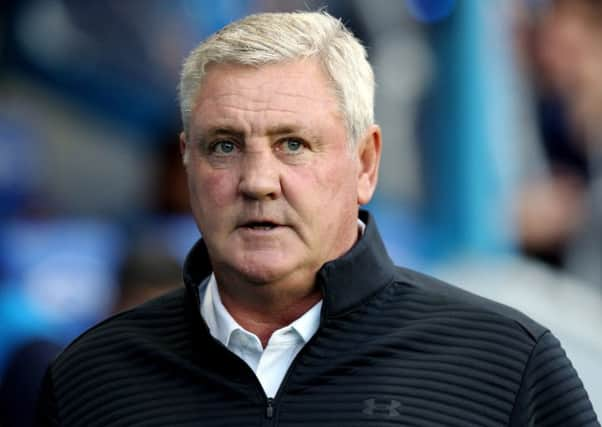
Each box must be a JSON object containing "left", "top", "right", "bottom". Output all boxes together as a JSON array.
[{"left": 182, "top": 209, "right": 396, "bottom": 318}]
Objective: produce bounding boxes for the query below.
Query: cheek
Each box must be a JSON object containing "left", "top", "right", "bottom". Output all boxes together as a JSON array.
[
  {"left": 189, "top": 167, "right": 238, "bottom": 211},
  {"left": 285, "top": 157, "right": 358, "bottom": 210},
  {"left": 321, "top": 157, "right": 358, "bottom": 197}
]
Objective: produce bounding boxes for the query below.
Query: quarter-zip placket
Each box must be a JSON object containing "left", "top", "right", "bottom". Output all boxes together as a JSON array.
[{"left": 259, "top": 301, "right": 328, "bottom": 426}]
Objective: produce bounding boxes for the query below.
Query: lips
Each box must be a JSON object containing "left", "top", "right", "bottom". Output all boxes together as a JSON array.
[
  {"left": 243, "top": 221, "right": 278, "bottom": 230},
  {"left": 239, "top": 219, "right": 282, "bottom": 231}
]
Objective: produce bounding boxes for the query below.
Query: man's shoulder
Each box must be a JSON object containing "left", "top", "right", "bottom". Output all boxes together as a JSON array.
[
  {"left": 80, "top": 287, "right": 188, "bottom": 336},
  {"left": 51, "top": 288, "right": 192, "bottom": 373},
  {"left": 391, "top": 266, "right": 547, "bottom": 342}
]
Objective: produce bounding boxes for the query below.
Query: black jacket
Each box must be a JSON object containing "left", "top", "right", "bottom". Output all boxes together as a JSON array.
[{"left": 37, "top": 211, "right": 599, "bottom": 426}]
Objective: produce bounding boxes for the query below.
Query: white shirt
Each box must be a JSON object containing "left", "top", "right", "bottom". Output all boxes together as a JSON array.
[
  {"left": 198, "top": 219, "right": 365, "bottom": 398},
  {"left": 200, "top": 275, "right": 321, "bottom": 398}
]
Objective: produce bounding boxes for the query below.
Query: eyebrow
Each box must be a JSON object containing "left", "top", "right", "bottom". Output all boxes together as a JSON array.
[
  {"left": 202, "top": 126, "right": 245, "bottom": 140},
  {"left": 265, "top": 125, "right": 303, "bottom": 136},
  {"left": 201, "top": 124, "right": 311, "bottom": 139}
]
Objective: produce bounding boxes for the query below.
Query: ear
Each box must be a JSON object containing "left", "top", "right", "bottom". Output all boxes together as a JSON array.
[
  {"left": 356, "top": 124, "right": 382, "bottom": 205},
  {"left": 179, "top": 131, "right": 188, "bottom": 164}
]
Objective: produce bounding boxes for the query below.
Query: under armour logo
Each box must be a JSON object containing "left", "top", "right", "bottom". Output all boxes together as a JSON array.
[{"left": 362, "top": 398, "right": 402, "bottom": 417}]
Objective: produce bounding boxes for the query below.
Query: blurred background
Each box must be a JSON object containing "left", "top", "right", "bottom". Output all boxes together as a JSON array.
[{"left": 0, "top": 0, "right": 600, "bottom": 421}]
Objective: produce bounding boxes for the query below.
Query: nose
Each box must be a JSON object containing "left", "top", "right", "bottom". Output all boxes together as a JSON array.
[{"left": 238, "top": 148, "right": 282, "bottom": 200}]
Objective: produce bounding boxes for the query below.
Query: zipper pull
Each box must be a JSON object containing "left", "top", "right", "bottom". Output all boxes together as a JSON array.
[{"left": 266, "top": 398, "right": 274, "bottom": 419}]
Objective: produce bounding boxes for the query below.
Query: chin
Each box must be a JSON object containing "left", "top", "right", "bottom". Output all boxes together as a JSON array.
[
  {"left": 230, "top": 252, "right": 299, "bottom": 285},
  {"left": 238, "top": 263, "right": 291, "bottom": 285}
]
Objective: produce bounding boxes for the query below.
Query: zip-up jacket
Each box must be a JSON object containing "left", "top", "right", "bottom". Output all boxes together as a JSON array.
[{"left": 37, "top": 211, "right": 599, "bottom": 426}]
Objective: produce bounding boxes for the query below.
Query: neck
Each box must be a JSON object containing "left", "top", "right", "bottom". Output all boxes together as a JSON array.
[{"left": 217, "top": 278, "right": 322, "bottom": 347}]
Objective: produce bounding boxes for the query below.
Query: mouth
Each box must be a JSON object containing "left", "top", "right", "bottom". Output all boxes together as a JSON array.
[{"left": 240, "top": 221, "right": 280, "bottom": 231}]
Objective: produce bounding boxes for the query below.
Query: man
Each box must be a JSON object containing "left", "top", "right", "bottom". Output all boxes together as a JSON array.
[{"left": 37, "top": 11, "right": 599, "bottom": 426}]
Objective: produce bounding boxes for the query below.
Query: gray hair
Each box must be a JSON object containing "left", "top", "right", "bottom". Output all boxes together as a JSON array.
[{"left": 178, "top": 10, "right": 374, "bottom": 147}]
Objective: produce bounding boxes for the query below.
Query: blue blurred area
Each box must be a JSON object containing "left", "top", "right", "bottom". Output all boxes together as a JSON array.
[
  {"left": 405, "top": 0, "right": 456, "bottom": 23},
  {"left": 5, "top": 0, "right": 254, "bottom": 134},
  {"left": 0, "top": 117, "right": 42, "bottom": 216},
  {"left": 0, "top": 216, "right": 199, "bottom": 378},
  {"left": 0, "top": 220, "right": 122, "bottom": 368},
  {"left": 418, "top": 1, "right": 518, "bottom": 259}
]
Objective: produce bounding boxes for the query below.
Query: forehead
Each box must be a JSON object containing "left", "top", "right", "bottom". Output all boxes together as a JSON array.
[{"left": 190, "top": 59, "right": 343, "bottom": 133}]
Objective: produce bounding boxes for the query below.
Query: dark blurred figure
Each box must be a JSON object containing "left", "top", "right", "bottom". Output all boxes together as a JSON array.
[
  {"left": 0, "top": 340, "right": 62, "bottom": 427},
  {"left": 0, "top": 235, "right": 181, "bottom": 427},
  {"left": 153, "top": 129, "right": 191, "bottom": 215},
  {"left": 114, "top": 234, "right": 182, "bottom": 313},
  {"left": 515, "top": 0, "right": 602, "bottom": 287}
]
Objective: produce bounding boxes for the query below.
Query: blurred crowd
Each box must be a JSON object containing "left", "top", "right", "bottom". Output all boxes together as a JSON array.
[
  {"left": 515, "top": 0, "right": 602, "bottom": 286},
  {"left": 0, "top": 0, "right": 600, "bottom": 424}
]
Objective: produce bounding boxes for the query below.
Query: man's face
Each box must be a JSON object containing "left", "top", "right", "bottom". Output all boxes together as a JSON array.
[{"left": 183, "top": 59, "right": 377, "bottom": 288}]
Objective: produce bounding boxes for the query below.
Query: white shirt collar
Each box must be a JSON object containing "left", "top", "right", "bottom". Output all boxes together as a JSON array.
[{"left": 201, "top": 274, "right": 322, "bottom": 348}]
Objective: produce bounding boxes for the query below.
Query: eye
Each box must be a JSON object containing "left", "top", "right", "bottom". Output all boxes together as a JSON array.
[
  {"left": 211, "top": 140, "right": 237, "bottom": 155},
  {"left": 279, "top": 138, "right": 304, "bottom": 154}
]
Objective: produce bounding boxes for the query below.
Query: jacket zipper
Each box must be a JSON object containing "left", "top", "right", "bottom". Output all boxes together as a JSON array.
[
  {"left": 266, "top": 398, "right": 274, "bottom": 419},
  {"left": 262, "top": 303, "right": 328, "bottom": 424},
  {"left": 259, "top": 331, "right": 324, "bottom": 424}
]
